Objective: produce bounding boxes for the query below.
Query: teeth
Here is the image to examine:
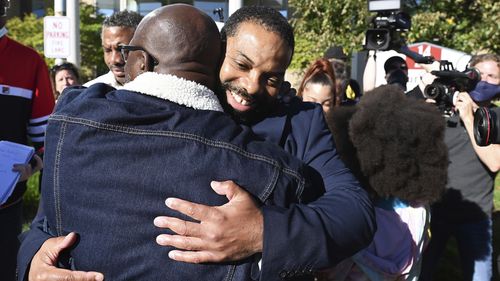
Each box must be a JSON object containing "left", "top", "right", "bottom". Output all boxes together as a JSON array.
[{"left": 231, "top": 92, "right": 250, "bottom": 106}]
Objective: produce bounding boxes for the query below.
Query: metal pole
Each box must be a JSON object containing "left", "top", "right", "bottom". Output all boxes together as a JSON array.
[
  {"left": 228, "top": 0, "right": 243, "bottom": 17},
  {"left": 54, "top": 0, "right": 64, "bottom": 16},
  {"left": 54, "top": 0, "right": 65, "bottom": 65},
  {"left": 120, "top": 0, "right": 127, "bottom": 11},
  {"left": 66, "top": 0, "right": 80, "bottom": 68}
]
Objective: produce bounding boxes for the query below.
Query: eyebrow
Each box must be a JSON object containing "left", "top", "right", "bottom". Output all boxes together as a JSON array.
[
  {"left": 235, "top": 51, "right": 286, "bottom": 78},
  {"left": 236, "top": 51, "right": 254, "bottom": 65}
]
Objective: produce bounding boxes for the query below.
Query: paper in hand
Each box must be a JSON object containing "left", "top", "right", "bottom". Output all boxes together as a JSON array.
[{"left": 0, "top": 141, "right": 35, "bottom": 205}]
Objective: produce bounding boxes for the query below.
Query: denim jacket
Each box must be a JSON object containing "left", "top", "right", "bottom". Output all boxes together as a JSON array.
[{"left": 39, "top": 73, "right": 321, "bottom": 280}]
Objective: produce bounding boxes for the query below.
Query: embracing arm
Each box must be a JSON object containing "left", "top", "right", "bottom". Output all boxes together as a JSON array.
[
  {"left": 259, "top": 105, "right": 375, "bottom": 278},
  {"left": 18, "top": 204, "right": 103, "bottom": 281},
  {"left": 155, "top": 105, "right": 376, "bottom": 279}
]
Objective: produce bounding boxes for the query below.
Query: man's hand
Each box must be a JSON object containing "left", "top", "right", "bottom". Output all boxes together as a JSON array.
[
  {"left": 154, "top": 180, "right": 263, "bottom": 263},
  {"left": 13, "top": 154, "right": 43, "bottom": 182},
  {"left": 454, "top": 91, "right": 478, "bottom": 125},
  {"left": 29, "top": 233, "right": 104, "bottom": 281}
]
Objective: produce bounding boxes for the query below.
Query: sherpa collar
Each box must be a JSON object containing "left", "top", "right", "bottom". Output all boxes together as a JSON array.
[{"left": 122, "top": 72, "right": 223, "bottom": 112}]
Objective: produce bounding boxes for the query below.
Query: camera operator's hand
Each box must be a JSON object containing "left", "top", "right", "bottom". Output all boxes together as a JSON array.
[
  {"left": 454, "top": 91, "right": 478, "bottom": 125},
  {"left": 454, "top": 91, "right": 500, "bottom": 172}
]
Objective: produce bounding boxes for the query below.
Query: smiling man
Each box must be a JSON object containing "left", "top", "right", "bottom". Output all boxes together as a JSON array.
[
  {"left": 83, "top": 10, "right": 142, "bottom": 88},
  {"left": 20, "top": 6, "right": 375, "bottom": 281},
  {"left": 154, "top": 6, "right": 375, "bottom": 281}
]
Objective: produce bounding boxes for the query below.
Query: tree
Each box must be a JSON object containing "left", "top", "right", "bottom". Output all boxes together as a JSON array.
[
  {"left": 6, "top": 3, "right": 106, "bottom": 82},
  {"left": 289, "top": 0, "right": 500, "bottom": 71},
  {"left": 288, "top": 0, "right": 369, "bottom": 70}
]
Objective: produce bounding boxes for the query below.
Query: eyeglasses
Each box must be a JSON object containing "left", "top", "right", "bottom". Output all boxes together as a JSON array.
[{"left": 117, "top": 45, "right": 159, "bottom": 66}]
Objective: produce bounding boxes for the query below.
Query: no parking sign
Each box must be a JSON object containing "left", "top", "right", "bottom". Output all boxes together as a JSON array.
[{"left": 43, "top": 16, "right": 71, "bottom": 58}]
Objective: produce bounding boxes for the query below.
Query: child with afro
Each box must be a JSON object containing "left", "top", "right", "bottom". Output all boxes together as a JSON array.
[{"left": 319, "top": 85, "right": 448, "bottom": 280}]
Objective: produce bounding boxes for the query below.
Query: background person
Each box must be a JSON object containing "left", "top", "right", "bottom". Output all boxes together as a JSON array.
[
  {"left": 420, "top": 53, "right": 500, "bottom": 281},
  {"left": 51, "top": 62, "right": 80, "bottom": 100},
  {"left": 363, "top": 53, "right": 409, "bottom": 93},
  {"left": 321, "top": 85, "right": 447, "bottom": 280},
  {"left": 297, "top": 58, "right": 339, "bottom": 114},
  {"left": 83, "top": 10, "right": 142, "bottom": 88},
  {"left": 0, "top": 0, "right": 55, "bottom": 280},
  {"left": 323, "top": 45, "right": 361, "bottom": 105}
]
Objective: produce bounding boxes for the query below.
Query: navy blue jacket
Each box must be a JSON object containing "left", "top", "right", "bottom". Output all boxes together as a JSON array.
[{"left": 252, "top": 97, "right": 375, "bottom": 280}]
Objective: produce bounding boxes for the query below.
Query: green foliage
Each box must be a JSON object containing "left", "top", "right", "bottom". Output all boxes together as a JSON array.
[
  {"left": 79, "top": 4, "right": 107, "bottom": 81},
  {"left": 290, "top": 0, "right": 500, "bottom": 71},
  {"left": 6, "top": 3, "right": 106, "bottom": 82},
  {"left": 6, "top": 13, "right": 54, "bottom": 67},
  {"left": 289, "top": 0, "right": 369, "bottom": 70},
  {"left": 410, "top": 0, "right": 500, "bottom": 54}
]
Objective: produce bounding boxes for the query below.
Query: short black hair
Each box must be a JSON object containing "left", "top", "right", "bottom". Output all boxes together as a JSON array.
[
  {"left": 384, "top": 56, "right": 407, "bottom": 73},
  {"left": 51, "top": 62, "right": 80, "bottom": 81},
  {"left": 221, "top": 6, "right": 294, "bottom": 53},
  {"left": 102, "top": 10, "right": 142, "bottom": 29}
]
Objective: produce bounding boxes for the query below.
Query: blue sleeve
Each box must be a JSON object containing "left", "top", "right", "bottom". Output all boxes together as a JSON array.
[
  {"left": 260, "top": 105, "right": 376, "bottom": 280},
  {"left": 17, "top": 202, "right": 54, "bottom": 281}
]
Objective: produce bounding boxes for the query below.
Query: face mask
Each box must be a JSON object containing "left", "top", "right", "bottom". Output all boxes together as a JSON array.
[
  {"left": 386, "top": 69, "right": 408, "bottom": 91},
  {"left": 469, "top": 81, "right": 500, "bottom": 102}
]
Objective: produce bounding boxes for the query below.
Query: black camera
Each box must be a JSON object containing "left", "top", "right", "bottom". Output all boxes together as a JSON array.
[
  {"left": 365, "top": 0, "right": 410, "bottom": 51},
  {"left": 424, "top": 61, "right": 481, "bottom": 113},
  {"left": 474, "top": 107, "right": 500, "bottom": 146}
]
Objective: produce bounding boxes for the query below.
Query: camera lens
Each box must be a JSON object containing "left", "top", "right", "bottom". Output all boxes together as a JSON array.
[
  {"left": 365, "top": 29, "right": 390, "bottom": 50},
  {"left": 474, "top": 107, "right": 500, "bottom": 146}
]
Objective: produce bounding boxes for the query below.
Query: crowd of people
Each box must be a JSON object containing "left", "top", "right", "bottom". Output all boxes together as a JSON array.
[{"left": 1, "top": 1, "right": 499, "bottom": 281}]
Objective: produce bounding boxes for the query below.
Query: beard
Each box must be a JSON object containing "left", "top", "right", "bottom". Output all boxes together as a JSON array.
[{"left": 217, "top": 81, "right": 273, "bottom": 125}]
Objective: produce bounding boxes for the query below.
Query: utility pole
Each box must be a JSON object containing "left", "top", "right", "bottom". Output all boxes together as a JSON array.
[
  {"left": 54, "top": 0, "right": 64, "bottom": 65},
  {"left": 228, "top": 0, "right": 242, "bottom": 17},
  {"left": 120, "top": 0, "right": 127, "bottom": 11},
  {"left": 66, "top": 0, "right": 80, "bottom": 68}
]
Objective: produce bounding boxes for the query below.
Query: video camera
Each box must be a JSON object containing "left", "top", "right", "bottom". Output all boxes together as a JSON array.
[
  {"left": 474, "top": 107, "right": 500, "bottom": 146},
  {"left": 424, "top": 61, "right": 481, "bottom": 113},
  {"left": 365, "top": 0, "right": 411, "bottom": 51}
]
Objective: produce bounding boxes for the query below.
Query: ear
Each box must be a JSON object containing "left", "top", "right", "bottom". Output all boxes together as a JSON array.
[
  {"left": 136, "top": 51, "right": 149, "bottom": 72},
  {"left": 144, "top": 53, "right": 156, "bottom": 72}
]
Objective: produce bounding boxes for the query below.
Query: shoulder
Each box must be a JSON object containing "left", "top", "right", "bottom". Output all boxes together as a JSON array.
[
  {"left": 5, "top": 36, "right": 44, "bottom": 62},
  {"left": 56, "top": 84, "right": 116, "bottom": 112},
  {"left": 281, "top": 96, "right": 324, "bottom": 123},
  {"left": 84, "top": 72, "right": 116, "bottom": 87}
]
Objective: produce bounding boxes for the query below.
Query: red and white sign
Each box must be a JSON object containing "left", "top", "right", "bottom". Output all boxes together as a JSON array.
[{"left": 44, "top": 16, "right": 71, "bottom": 58}]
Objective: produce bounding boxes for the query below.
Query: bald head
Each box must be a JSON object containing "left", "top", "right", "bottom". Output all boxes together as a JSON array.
[{"left": 124, "top": 4, "right": 222, "bottom": 90}]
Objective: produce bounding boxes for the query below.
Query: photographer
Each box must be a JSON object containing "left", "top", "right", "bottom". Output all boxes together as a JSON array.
[{"left": 420, "top": 53, "right": 500, "bottom": 281}]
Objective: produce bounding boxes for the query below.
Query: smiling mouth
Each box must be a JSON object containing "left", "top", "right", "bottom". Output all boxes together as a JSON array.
[{"left": 230, "top": 90, "right": 253, "bottom": 106}]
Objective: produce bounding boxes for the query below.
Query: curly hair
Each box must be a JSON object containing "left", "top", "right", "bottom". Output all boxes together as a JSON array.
[
  {"left": 221, "top": 6, "right": 294, "bottom": 53},
  {"left": 297, "top": 58, "right": 339, "bottom": 106},
  {"left": 102, "top": 10, "right": 143, "bottom": 29},
  {"left": 327, "top": 85, "right": 448, "bottom": 205}
]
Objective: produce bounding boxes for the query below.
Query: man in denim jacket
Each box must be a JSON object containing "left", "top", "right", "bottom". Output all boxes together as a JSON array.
[{"left": 17, "top": 4, "right": 323, "bottom": 281}]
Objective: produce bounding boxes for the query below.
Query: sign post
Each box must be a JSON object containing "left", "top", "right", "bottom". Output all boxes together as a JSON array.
[{"left": 43, "top": 16, "right": 71, "bottom": 59}]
